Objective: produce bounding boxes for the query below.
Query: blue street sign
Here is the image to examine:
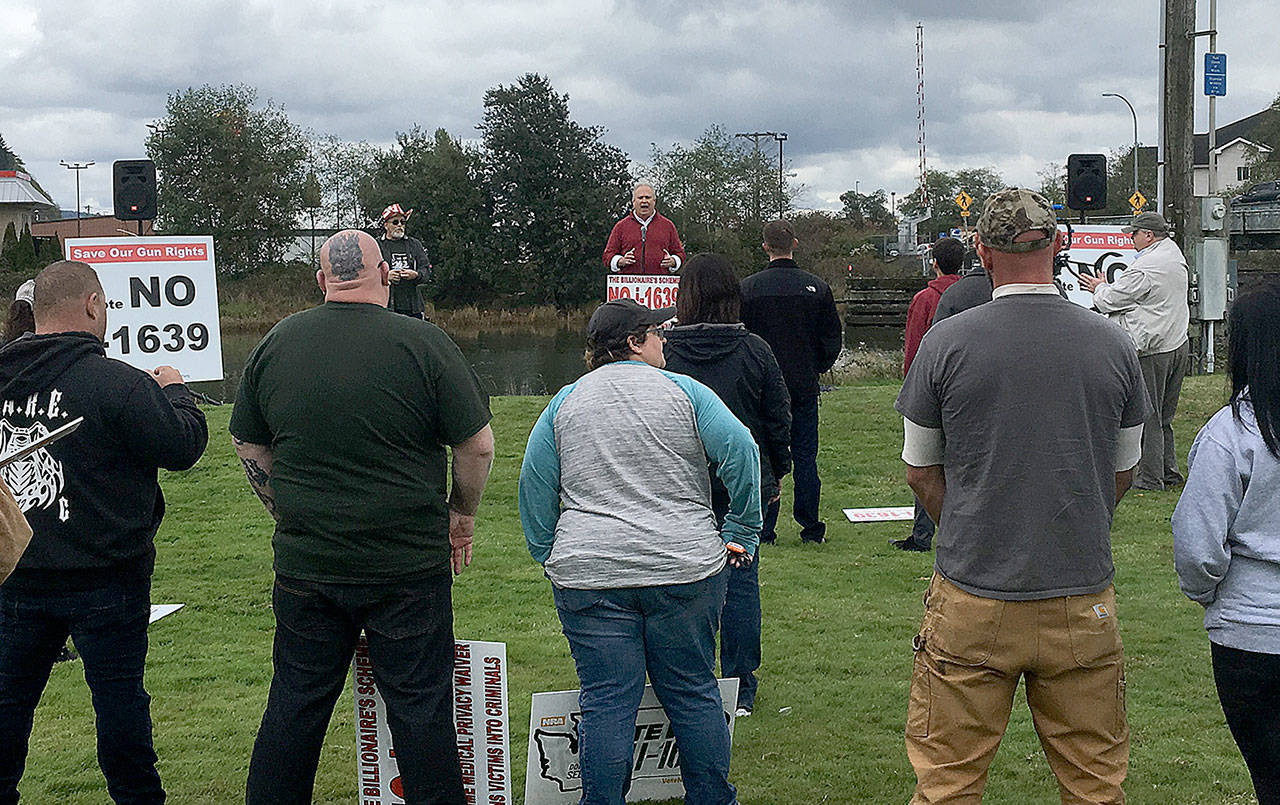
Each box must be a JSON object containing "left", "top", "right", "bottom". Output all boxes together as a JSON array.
[{"left": 1205, "top": 52, "right": 1227, "bottom": 96}]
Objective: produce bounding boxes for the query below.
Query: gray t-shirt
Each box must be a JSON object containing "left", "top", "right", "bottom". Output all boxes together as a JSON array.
[{"left": 896, "top": 293, "right": 1149, "bottom": 600}]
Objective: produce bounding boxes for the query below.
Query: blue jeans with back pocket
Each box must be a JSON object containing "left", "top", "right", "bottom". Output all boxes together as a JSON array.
[{"left": 552, "top": 569, "right": 736, "bottom": 805}]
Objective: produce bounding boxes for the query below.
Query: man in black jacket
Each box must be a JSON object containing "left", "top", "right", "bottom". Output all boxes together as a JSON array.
[
  {"left": 0, "top": 260, "right": 208, "bottom": 804},
  {"left": 376, "top": 203, "right": 432, "bottom": 319},
  {"left": 741, "top": 220, "right": 843, "bottom": 544}
]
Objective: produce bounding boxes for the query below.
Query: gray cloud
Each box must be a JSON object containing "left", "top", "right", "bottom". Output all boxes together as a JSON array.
[{"left": 2, "top": 0, "right": 1276, "bottom": 217}]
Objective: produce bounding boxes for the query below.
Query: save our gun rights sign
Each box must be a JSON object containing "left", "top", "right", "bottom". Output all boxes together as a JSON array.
[{"left": 65, "top": 236, "right": 224, "bottom": 382}]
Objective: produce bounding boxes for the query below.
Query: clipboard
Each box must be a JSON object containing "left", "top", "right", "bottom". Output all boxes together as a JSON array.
[{"left": 0, "top": 417, "right": 83, "bottom": 470}]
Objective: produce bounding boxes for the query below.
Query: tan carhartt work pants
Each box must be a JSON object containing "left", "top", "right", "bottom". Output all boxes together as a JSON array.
[{"left": 905, "top": 574, "right": 1128, "bottom": 804}]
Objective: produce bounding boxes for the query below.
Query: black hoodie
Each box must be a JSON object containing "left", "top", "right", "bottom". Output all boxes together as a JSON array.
[
  {"left": 0, "top": 332, "right": 208, "bottom": 589},
  {"left": 663, "top": 323, "right": 792, "bottom": 505}
]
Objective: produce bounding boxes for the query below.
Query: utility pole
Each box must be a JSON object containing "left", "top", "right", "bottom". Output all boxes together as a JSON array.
[
  {"left": 773, "top": 132, "right": 787, "bottom": 218},
  {"left": 1207, "top": 0, "right": 1218, "bottom": 195},
  {"left": 1163, "top": 0, "right": 1197, "bottom": 259},
  {"left": 59, "top": 160, "right": 94, "bottom": 238},
  {"left": 734, "top": 132, "right": 771, "bottom": 228}
]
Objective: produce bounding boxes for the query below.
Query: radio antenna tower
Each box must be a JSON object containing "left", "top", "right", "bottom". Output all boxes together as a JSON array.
[{"left": 916, "top": 22, "right": 928, "bottom": 209}]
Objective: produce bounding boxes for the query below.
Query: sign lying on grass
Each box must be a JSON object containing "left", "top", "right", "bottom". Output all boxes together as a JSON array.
[
  {"left": 606, "top": 274, "right": 679, "bottom": 310},
  {"left": 352, "top": 637, "right": 510, "bottom": 805},
  {"left": 148, "top": 603, "right": 184, "bottom": 624},
  {"left": 64, "top": 236, "right": 224, "bottom": 382},
  {"left": 524, "top": 678, "right": 738, "bottom": 805},
  {"left": 843, "top": 506, "right": 915, "bottom": 522}
]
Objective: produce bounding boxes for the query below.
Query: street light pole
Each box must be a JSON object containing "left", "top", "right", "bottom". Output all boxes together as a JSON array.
[
  {"left": 59, "top": 160, "right": 94, "bottom": 238},
  {"left": 1102, "top": 92, "right": 1140, "bottom": 205}
]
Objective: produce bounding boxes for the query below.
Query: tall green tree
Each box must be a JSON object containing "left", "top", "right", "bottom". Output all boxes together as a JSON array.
[
  {"left": 310, "top": 134, "right": 377, "bottom": 229},
  {"left": 647, "top": 125, "right": 799, "bottom": 271},
  {"left": 839, "top": 189, "right": 895, "bottom": 230},
  {"left": 1241, "top": 93, "right": 1280, "bottom": 184},
  {"left": 146, "top": 84, "right": 308, "bottom": 274},
  {"left": 480, "top": 73, "right": 632, "bottom": 308},
  {"left": 898, "top": 167, "right": 1005, "bottom": 237},
  {"left": 360, "top": 127, "right": 496, "bottom": 305},
  {"left": 0, "top": 134, "right": 22, "bottom": 171}
]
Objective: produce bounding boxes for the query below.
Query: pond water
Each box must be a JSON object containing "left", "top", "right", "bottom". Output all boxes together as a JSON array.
[{"left": 190, "top": 323, "right": 904, "bottom": 402}]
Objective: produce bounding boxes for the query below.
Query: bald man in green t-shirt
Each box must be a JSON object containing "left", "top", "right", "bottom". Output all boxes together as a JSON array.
[{"left": 231, "top": 230, "right": 494, "bottom": 805}]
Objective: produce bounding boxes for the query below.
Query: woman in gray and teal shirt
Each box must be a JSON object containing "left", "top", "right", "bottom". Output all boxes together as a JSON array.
[{"left": 519, "top": 298, "right": 761, "bottom": 805}]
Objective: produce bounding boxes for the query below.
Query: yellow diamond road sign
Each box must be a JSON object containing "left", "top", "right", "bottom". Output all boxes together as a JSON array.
[
  {"left": 1128, "top": 191, "right": 1147, "bottom": 212},
  {"left": 955, "top": 191, "right": 974, "bottom": 209}
]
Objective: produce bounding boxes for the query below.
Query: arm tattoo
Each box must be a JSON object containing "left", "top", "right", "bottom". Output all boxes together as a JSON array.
[
  {"left": 328, "top": 232, "right": 364, "bottom": 281},
  {"left": 239, "top": 457, "right": 276, "bottom": 518},
  {"left": 233, "top": 437, "right": 279, "bottom": 522}
]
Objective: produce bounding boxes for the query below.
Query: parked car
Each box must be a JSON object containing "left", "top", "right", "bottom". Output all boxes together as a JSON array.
[{"left": 1233, "top": 180, "right": 1280, "bottom": 205}]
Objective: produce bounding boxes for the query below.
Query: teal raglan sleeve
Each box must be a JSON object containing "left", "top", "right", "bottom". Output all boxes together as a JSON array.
[
  {"left": 664, "top": 370, "right": 763, "bottom": 555},
  {"left": 518, "top": 386, "right": 573, "bottom": 564}
]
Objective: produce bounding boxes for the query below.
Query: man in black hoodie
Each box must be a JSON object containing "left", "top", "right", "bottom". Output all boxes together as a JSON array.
[
  {"left": 741, "top": 220, "right": 843, "bottom": 544},
  {"left": 0, "top": 260, "right": 208, "bottom": 804}
]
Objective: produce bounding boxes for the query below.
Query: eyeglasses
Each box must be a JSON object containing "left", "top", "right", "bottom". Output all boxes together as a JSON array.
[
  {"left": 387, "top": 219, "right": 407, "bottom": 226},
  {"left": 646, "top": 326, "right": 666, "bottom": 340}
]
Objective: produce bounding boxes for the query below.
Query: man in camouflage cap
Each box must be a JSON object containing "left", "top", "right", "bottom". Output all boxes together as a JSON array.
[
  {"left": 975, "top": 187, "right": 1058, "bottom": 252},
  {"left": 895, "top": 188, "right": 1149, "bottom": 802}
]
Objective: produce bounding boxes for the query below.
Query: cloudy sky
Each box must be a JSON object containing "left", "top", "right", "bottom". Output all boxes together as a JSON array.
[{"left": 3, "top": 0, "right": 1277, "bottom": 216}]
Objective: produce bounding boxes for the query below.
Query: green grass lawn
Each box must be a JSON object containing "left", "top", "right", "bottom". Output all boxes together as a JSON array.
[{"left": 18, "top": 374, "right": 1258, "bottom": 804}]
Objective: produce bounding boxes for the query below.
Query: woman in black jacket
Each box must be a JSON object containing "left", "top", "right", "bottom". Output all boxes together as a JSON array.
[{"left": 663, "top": 252, "right": 791, "bottom": 717}]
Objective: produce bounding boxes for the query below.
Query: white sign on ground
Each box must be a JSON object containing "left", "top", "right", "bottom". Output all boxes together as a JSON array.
[
  {"left": 64, "top": 237, "right": 224, "bottom": 382},
  {"left": 352, "top": 637, "right": 511, "bottom": 805},
  {"left": 148, "top": 603, "right": 184, "bottom": 624},
  {"left": 605, "top": 274, "right": 680, "bottom": 310},
  {"left": 843, "top": 506, "right": 915, "bottom": 523},
  {"left": 524, "top": 678, "right": 738, "bottom": 805},
  {"left": 1055, "top": 225, "right": 1135, "bottom": 308}
]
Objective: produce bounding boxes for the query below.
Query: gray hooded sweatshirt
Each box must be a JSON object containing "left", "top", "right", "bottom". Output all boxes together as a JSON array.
[{"left": 1173, "top": 399, "right": 1280, "bottom": 653}]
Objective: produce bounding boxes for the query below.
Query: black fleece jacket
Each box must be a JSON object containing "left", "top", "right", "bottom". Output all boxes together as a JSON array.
[
  {"left": 0, "top": 332, "right": 208, "bottom": 589},
  {"left": 740, "top": 258, "right": 843, "bottom": 399},
  {"left": 663, "top": 323, "right": 792, "bottom": 501}
]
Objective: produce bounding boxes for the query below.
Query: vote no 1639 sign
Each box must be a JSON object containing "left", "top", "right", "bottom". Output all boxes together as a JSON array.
[{"left": 65, "top": 236, "right": 224, "bottom": 382}]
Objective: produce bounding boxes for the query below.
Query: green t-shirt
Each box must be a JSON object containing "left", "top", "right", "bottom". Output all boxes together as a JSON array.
[{"left": 229, "top": 302, "right": 491, "bottom": 582}]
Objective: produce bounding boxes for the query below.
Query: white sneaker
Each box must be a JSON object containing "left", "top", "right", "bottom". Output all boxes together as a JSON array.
[{"left": 734, "top": 707, "right": 752, "bottom": 718}]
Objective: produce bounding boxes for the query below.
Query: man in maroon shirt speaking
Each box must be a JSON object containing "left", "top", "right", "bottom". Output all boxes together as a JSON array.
[{"left": 603, "top": 183, "right": 686, "bottom": 276}]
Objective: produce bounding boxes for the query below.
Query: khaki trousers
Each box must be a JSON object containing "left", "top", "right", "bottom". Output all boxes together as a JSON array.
[{"left": 906, "top": 575, "right": 1128, "bottom": 804}]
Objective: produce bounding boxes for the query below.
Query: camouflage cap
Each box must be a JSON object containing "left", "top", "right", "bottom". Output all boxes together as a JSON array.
[{"left": 976, "top": 188, "right": 1057, "bottom": 253}]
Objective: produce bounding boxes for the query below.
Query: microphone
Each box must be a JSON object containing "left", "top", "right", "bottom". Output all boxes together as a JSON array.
[{"left": 640, "top": 223, "right": 647, "bottom": 272}]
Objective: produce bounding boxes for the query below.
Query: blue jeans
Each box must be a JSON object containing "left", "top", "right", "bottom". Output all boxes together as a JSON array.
[
  {"left": 0, "top": 578, "right": 162, "bottom": 805},
  {"left": 720, "top": 556, "right": 760, "bottom": 711},
  {"left": 910, "top": 498, "right": 935, "bottom": 548},
  {"left": 552, "top": 570, "right": 736, "bottom": 805},
  {"left": 246, "top": 574, "right": 464, "bottom": 805},
  {"left": 763, "top": 394, "right": 824, "bottom": 542}
]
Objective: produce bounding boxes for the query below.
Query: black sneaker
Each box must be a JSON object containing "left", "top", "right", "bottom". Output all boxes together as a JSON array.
[
  {"left": 801, "top": 536, "right": 827, "bottom": 545},
  {"left": 891, "top": 538, "right": 931, "bottom": 552}
]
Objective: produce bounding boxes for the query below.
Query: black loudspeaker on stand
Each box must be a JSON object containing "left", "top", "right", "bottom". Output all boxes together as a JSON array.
[
  {"left": 1066, "top": 154, "right": 1107, "bottom": 215},
  {"left": 113, "top": 160, "right": 157, "bottom": 228}
]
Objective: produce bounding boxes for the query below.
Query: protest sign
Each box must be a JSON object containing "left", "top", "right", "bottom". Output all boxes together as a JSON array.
[
  {"left": 148, "top": 604, "right": 184, "bottom": 624},
  {"left": 353, "top": 637, "right": 510, "bottom": 805},
  {"left": 606, "top": 274, "right": 680, "bottom": 310},
  {"left": 1055, "top": 225, "right": 1135, "bottom": 308},
  {"left": 843, "top": 506, "right": 915, "bottom": 522},
  {"left": 64, "top": 236, "right": 223, "bottom": 382},
  {"left": 524, "top": 678, "right": 738, "bottom": 805}
]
